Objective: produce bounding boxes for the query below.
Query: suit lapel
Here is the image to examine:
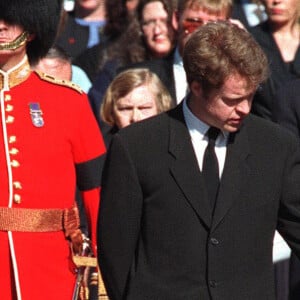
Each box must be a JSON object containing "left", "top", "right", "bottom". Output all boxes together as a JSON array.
[
  {"left": 211, "top": 123, "right": 251, "bottom": 231},
  {"left": 168, "top": 105, "right": 212, "bottom": 228}
]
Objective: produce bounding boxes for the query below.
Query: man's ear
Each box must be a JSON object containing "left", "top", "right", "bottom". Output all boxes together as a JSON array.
[
  {"left": 27, "top": 33, "right": 35, "bottom": 42},
  {"left": 190, "top": 80, "right": 203, "bottom": 97},
  {"left": 171, "top": 11, "right": 179, "bottom": 30}
]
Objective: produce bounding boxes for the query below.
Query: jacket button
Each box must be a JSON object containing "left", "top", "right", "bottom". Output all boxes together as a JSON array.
[
  {"left": 210, "top": 237, "right": 219, "bottom": 245},
  {"left": 13, "top": 181, "right": 22, "bottom": 189},
  {"left": 11, "top": 160, "right": 20, "bottom": 167},
  {"left": 209, "top": 280, "right": 217, "bottom": 288},
  {"left": 6, "top": 115, "right": 14, "bottom": 123},
  {"left": 9, "top": 148, "right": 19, "bottom": 155},
  {"left": 14, "top": 194, "right": 21, "bottom": 204},
  {"left": 5, "top": 104, "right": 13, "bottom": 112},
  {"left": 9, "top": 136, "right": 17, "bottom": 143}
]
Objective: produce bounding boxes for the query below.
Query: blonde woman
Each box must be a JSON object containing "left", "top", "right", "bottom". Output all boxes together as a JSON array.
[
  {"left": 100, "top": 68, "right": 172, "bottom": 144},
  {"left": 250, "top": 0, "right": 300, "bottom": 120}
]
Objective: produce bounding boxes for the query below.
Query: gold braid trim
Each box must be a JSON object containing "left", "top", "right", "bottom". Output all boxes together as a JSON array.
[{"left": 35, "top": 71, "right": 83, "bottom": 94}]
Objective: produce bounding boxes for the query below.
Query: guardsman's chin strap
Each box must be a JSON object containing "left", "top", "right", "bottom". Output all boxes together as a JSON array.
[{"left": 0, "top": 31, "right": 29, "bottom": 51}]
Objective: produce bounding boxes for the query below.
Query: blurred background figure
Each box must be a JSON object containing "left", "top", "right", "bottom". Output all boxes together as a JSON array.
[
  {"left": 88, "top": 0, "right": 178, "bottom": 126},
  {"left": 120, "top": 0, "right": 235, "bottom": 107},
  {"left": 126, "top": 0, "right": 141, "bottom": 11},
  {"left": 232, "top": 0, "right": 267, "bottom": 29},
  {"left": 33, "top": 46, "right": 92, "bottom": 93},
  {"left": 74, "top": 0, "right": 140, "bottom": 82},
  {"left": 249, "top": 0, "right": 300, "bottom": 120},
  {"left": 100, "top": 68, "right": 172, "bottom": 146},
  {"left": 273, "top": 77, "right": 300, "bottom": 300},
  {"left": 56, "top": 0, "right": 106, "bottom": 61},
  {"left": 137, "top": 0, "right": 178, "bottom": 59},
  {"left": 242, "top": 1, "right": 300, "bottom": 298}
]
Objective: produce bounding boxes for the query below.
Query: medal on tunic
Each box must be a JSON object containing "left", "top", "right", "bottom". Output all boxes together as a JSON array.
[{"left": 29, "top": 103, "right": 44, "bottom": 127}]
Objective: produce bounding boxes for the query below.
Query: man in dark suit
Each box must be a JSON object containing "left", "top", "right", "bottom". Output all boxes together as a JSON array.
[
  {"left": 273, "top": 79, "right": 300, "bottom": 300},
  {"left": 98, "top": 21, "right": 300, "bottom": 300}
]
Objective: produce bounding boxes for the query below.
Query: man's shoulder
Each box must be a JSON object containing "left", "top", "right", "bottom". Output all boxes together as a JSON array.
[
  {"left": 113, "top": 106, "right": 184, "bottom": 151},
  {"left": 34, "top": 71, "right": 83, "bottom": 95},
  {"left": 246, "top": 114, "right": 298, "bottom": 144},
  {"left": 120, "top": 111, "right": 170, "bottom": 137}
]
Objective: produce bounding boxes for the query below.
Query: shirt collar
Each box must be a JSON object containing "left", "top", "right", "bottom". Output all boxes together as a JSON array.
[
  {"left": 0, "top": 55, "right": 31, "bottom": 90},
  {"left": 173, "top": 46, "right": 183, "bottom": 66},
  {"left": 182, "top": 97, "right": 229, "bottom": 142}
]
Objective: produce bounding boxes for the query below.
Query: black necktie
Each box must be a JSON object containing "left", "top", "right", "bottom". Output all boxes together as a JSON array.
[{"left": 202, "top": 127, "right": 220, "bottom": 210}]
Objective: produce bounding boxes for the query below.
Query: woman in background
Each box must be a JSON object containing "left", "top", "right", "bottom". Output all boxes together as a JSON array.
[
  {"left": 100, "top": 68, "right": 172, "bottom": 146},
  {"left": 250, "top": 0, "right": 300, "bottom": 120},
  {"left": 88, "top": 0, "right": 178, "bottom": 127}
]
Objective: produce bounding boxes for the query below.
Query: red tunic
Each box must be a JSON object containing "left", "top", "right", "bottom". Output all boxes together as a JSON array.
[{"left": 0, "top": 57, "right": 106, "bottom": 300}]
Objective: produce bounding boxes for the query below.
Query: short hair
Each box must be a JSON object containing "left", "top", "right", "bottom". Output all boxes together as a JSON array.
[
  {"left": 177, "top": 0, "right": 233, "bottom": 19},
  {"left": 101, "top": 68, "right": 172, "bottom": 126},
  {"left": 183, "top": 21, "right": 269, "bottom": 94}
]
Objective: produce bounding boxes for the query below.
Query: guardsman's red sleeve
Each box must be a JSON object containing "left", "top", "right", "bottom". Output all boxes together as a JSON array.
[{"left": 72, "top": 93, "right": 106, "bottom": 252}]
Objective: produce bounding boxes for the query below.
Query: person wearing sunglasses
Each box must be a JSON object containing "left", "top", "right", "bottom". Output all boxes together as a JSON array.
[{"left": 122, "top": 0, "right": 243, "bottom": 105}]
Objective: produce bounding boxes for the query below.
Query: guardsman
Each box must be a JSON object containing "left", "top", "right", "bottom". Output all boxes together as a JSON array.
[{"left": 0, "top": 0, "right": 106, "bottom": 299}]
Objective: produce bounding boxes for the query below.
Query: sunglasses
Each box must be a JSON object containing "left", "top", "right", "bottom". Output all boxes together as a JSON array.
[
  {"left": 182, "top": 18, "right": 223, "bottom": 34},
  {"left": 182, "top": 18, "right": 206, "bottom": 34}
]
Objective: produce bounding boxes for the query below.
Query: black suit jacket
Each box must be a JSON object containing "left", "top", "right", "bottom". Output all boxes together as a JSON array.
[
  {"left": 98, "top": 104, "right": 300, "bottom": 300},
  {"left": 273, "top": 79, "right": 300, "bottom": 138}
]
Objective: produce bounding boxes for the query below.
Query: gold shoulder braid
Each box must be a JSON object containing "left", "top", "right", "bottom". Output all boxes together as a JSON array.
[{"left": 35, "top": 71, "right": 83, "bottom": 94}]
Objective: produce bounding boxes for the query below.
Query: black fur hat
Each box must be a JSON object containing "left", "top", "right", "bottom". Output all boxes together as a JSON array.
[{"left": 0, "top": 0, "right": 63, "bottom": 63}]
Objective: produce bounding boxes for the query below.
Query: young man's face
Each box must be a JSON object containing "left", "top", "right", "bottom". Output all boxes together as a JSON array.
[
  {"left": 0, "top": 20, "right": 31, "bottom": 69},
  {"left": 190, "top": 73, "right": 256, "bottom": 132},
  {"left": 0, "top": 21, "right": 24, "bottom": 47},
  {"left": 178, "top": 5, "right": 227, "bottom": 55}
]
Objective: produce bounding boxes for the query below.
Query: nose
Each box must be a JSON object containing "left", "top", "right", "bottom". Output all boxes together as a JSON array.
[
  {"left": 153, "top": 21, "right": 163, "bottom": 34},
  {"left": 0, "top": 20, "right": 8, "bottom": 30},
  {"left": 236, "top": 99, "right": 251, "bottom": 115},
  {"left": 131, "top": 108, "right": 141, "bottom": 123}
]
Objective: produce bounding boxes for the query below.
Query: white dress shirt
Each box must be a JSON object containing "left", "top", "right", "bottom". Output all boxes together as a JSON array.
[
  {"left": 173, "top": 47, "right": 188, "bottom": 104},
  {"left": 182, "top": 98, "right": 229, "bottom": 179}
]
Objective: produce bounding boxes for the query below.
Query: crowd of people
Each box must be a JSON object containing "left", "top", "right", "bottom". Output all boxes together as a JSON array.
[{"left": 1, "top": 0, "right": 300, "bottom": 299}]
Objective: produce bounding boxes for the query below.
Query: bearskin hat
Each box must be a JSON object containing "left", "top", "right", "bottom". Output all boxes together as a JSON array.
[{"left": 0, "top": 0, "right": 63, "bottom": 64}]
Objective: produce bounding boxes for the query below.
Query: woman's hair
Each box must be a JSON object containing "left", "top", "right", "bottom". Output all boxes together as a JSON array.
[
  {"left": 103, "top": 0, "right": 131, "bottom": 39},
  {"left": 98, "top": 0, "right": 177, "bottom": 70},
  {"left": 101, "top": 68, "right": 172, "bottom": 126}
]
